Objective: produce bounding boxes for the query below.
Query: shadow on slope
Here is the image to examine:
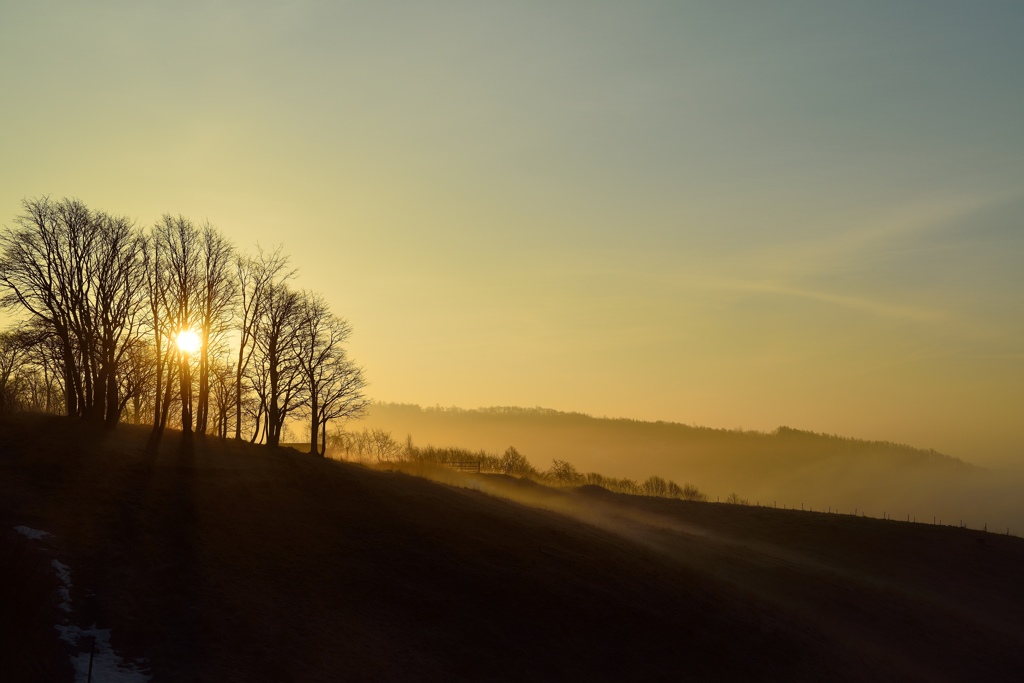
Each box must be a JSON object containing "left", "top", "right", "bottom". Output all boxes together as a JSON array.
[
  {"left": 382, "top": 460, "right": 1024, "bottom": 682},
  {"left": 1, "top": 415, "right": 854, "bottom": 683}
]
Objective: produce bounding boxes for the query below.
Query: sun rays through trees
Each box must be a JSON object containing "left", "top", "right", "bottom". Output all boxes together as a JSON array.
[{"left": 0, "top": 196, "right": 367, "bottom": 447}]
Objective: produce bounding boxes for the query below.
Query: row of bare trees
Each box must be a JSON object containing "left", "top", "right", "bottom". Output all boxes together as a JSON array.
[{"left": 0, "top": 196, "right": 367, "bottom": 453}]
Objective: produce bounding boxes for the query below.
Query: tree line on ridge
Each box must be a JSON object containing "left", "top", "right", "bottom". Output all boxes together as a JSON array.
[{"left": 0, "top": 196, "right": 367, "bottom": 453}]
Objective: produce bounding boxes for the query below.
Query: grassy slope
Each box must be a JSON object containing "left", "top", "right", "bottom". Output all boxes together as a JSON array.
[{"left": 1, "top": 415, "right": 1022, "bottom": 682}]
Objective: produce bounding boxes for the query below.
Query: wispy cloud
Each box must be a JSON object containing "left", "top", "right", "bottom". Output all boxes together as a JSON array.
[
  {"left": 671, "top": 192, "right": 1022, "bottom": 324},
  {"left": 754, "top": 191, "right": 1011, "bottom": 278},
  {"left": 709, "top": 279, "right": 946, "bottom": 322}
]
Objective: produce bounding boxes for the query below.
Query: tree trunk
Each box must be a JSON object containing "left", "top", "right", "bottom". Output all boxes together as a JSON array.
[
  {"left": 81, "top": 347, "right": 96, "bottom": 420},
  {"left": 309, "top": 389, "right": 319, "bottom": 455},
  {"left": 104, "top": 364, "right": 120, "bottom": 427},
  {"left": 266, "top": 345, "right": 279, "bottom": 447},
  {"left": 158, "top": 368, "right": 173, "bottom": 430},
  {"left": 42, "top": 363, "right": 51, "bottom": 414},
  {"left": 63, "top": 363, "right": 77, "bottom": 416},
  {"left": 60, "top": 335, "right": 79, "bottom": 417},
  {"left": 153, "top": 335, "right": 163, "bottom": 426},
  {"left": 158, "top": 351, "right": 175, "bottom": 430},
  {"left": 250, "top": 413, "right": 261, "bottom": 443},
  {"left": 180, "top": 354, "right": 193, "bottom": 436},
  {"left": 196, "top": 337, "right": 209, "bottom": 434},
  {"left": 234, "top": 360, "right": 244, "bottom": 440}
]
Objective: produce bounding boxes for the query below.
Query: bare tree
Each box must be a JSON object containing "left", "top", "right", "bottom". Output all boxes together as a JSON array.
[
  {"left": 233, "top": 247, "right": 291, "bottom": 441},
  {"left": 90, "top": 211, "right": 148, "bottom": 425},
  {"left": 498, "top": 446, "right": 534, "bottom": 477},
  {"left": 143, "top": 231, "right": 168, "bottom": 428},
  {"left": 547, "top": 459, "right": 583, "bottom": 485},
  {"left": 245, "top": 348, "right": 270, "bottom": 442},
  {"left": 0, "top": 197, "right": 146, "bottom": 423},
  {"left": 253, "top": 281, "right": 306, "bottom": 446},
  {"left": 209, "top": 351, "right": 237, "bottom": 439},
  {"left": 195, "top": 223, "right": 235, "bottom": 434},
  {"left": 0, "top": 330, "right": 29, "bottom": 414},
  {"left": 294, "top": 293, "right": 368, "bottom": 455},
  {"left": 0, "top": 198, "right": 93, "bottom": 417},
  {"left": 119, "top": 341, "right": 157, "bottom": 425},
  {"left": 370, "top": 429, "right": 401, "bottom": 462},
  {"left": 16, "top": 322, "right": 64, "bottom": 414},
  {"left": 1, "top": 197, "right": 370, "bottom": 443},
  {"left": 149, "top": 215, "right": 202, "bottom": 436},
  {"left": 313, "top": 355, "right": 367, "bottom": 456}
]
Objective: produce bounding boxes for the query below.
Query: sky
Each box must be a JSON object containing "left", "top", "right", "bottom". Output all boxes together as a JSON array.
[{"left": 1, "top": 1, "right": 1022, "bottom": 465}]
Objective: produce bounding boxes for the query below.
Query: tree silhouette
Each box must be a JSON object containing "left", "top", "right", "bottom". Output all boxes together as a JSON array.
[
  {"left": 195, "top": 223, "right": 236, "bottom": 435},
  {"left": 0, "top": 196, "right": 368, "bottom": 445},
  {"left": 253, "top": 281, "right": 305, "bottom": 447},
  {"left": 295, "top": 292, "right": 367, "bottom": 456},
  {"left": 233, "top": 247, "right": 291, "bottom": 441},
  {"left": 149, "top": 215, "right": 202, "bottom": 436},
  {"left": 0, "top": 198, "right": 146, "bottom": 423}
]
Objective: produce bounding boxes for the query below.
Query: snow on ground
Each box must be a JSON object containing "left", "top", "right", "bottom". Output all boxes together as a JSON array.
[
  {"left": 55, "top": 623, "right": 151, "bottom": 683},
  {"left": 14, "top": 525, "right": 51, "bottom": 540},
  {"left": 13, "top": 525, "right": 152, "bottom": 682},
  {"left": 52, "top": 559, "right": 72, "bottom": 612}
]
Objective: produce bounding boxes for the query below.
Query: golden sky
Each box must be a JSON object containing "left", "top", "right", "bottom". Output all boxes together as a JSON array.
[{"left": 1, "top": 2, "right": 1022, "bottom": 465}]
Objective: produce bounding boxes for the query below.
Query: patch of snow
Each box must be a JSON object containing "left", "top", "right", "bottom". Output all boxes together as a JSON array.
[
  {"left": 14, "top": 525, "right": 50, "bottom": 540},
  {"left": 14, "top": 527, "right": 152, "bottom": 682},
  {"left": 50, "top": 563, "right": 151, "bottom": 682},
  {"left": 51, "top": 558, "right": 73, "bottom": 606},
  {"left": 56, "top": 623, "right": 151, "bottom": 683}
]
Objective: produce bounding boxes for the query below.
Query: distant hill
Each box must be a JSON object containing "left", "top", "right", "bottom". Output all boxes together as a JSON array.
[
  {"left": 3, "top": 415, "right": 1024, "bottom": 681},
  {"left": 358, "top": 403, "right": 1024, "bottom": 532}
]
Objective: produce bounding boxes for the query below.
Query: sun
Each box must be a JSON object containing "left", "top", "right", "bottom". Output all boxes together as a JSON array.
[{"left": 176, "top": 329, "right": 201, "bottom": 354}]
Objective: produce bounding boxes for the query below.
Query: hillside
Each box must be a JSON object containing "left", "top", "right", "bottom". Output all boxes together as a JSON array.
[
  {"left": 3, "top": 416, "right": 1024, "bottom": 682},
  {"left": 358, "top": 403, "right": 1024, "bottom": 533}
]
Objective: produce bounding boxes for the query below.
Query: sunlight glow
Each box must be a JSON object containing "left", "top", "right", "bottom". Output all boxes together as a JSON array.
[{"left": 176, "top": 329, "right": 201, "bottom": 355}]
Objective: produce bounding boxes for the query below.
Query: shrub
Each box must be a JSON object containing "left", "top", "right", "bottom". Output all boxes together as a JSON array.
[
  {"left": 642, "top": 475, "right": 669, "bottom": 497},
  {"left": 498, "top": 446, "right": 536, "bottom": 477},
  {"left": 547, "top": 459, "right": 583, "bottom": 485},
  {"left": 675, "top": 482, "right": 707, "bottom": 502}
]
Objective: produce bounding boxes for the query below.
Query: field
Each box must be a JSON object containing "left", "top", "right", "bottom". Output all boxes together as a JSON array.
[{"left": 2, "top": 415, "right": 1023, "bottom": 682}]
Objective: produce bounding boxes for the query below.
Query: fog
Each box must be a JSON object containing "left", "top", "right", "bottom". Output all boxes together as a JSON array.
[{"left": 358, "top": 403, "right": 1024, "bottom": 535}]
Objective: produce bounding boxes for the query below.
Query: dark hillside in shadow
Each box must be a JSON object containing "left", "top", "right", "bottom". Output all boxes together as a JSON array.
[{"left": 2, "top": 415, "right": 1023, "bottom": 681}]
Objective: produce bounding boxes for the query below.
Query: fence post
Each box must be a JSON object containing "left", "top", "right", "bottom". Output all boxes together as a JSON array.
[{"left": 87, "top": 635, "right": 96, "bottom": 683}]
